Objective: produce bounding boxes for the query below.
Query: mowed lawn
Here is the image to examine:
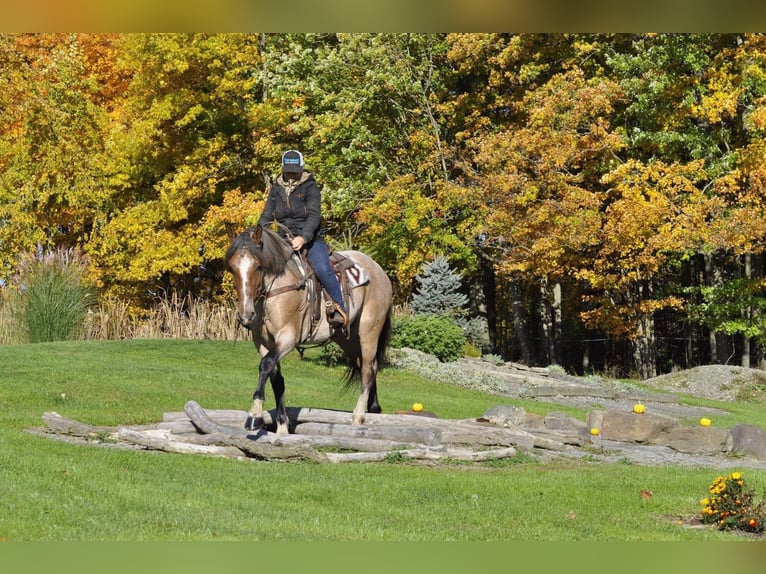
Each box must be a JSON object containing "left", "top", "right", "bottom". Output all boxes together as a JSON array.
[{"left": 1, "top": 339, "right": 764, "bottom": 542}]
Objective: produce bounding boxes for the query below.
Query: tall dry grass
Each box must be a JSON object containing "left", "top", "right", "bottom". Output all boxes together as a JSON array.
[
  {"left": 0, "top": 287, "right": 24, "bottom": 345},
  {"left": 83, "top": 292, "right": 243, "bottom": 341},
  {"left": 1, "top": 245, "right": 243, "bottom": 344}
]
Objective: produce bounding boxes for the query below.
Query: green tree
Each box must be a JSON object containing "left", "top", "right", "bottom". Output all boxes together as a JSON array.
[{"left": 411, "top": 255, "right": 468, "bottom": 317}]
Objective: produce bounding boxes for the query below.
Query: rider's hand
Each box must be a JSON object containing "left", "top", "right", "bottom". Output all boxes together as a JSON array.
[{"left": 291, "top": 236, "right": 306, "bottom": 251}]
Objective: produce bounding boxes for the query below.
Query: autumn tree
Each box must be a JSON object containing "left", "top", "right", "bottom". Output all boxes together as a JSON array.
[
  {"left": 0, "top": 34, "right": 119, "bottom": 282},
  {"left": 83, "top": 34, "right": 264, "bottom": 302}
]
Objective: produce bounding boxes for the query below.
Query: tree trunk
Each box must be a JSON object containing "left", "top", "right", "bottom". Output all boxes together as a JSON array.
[
  {"left": 480, "top": 252, "right": 498, "bottom": 354},
  {"left": 704, "top": 252, "right": 730, "bottom": 364},
  {"left": 552, "top": 281, "right": 563, "bottom": 365},
  {"left": 741, "top": 252, "right": 752, "bottom": 368},
  {"left": 509, "top": 278, "right": 533, "bottom": 365},
  {"left": 538, "top": 278, "right": 562, "bottom": 366},
  {"left": 632, "top": 281, "right": 656, "bottom": 380}
]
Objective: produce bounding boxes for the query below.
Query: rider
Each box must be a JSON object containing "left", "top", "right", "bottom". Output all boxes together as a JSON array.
[{"left": 257, "top": 149, "right": 349, "bottom": 328}]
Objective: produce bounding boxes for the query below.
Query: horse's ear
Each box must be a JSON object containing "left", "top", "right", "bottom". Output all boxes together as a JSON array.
[
  {"left": 251, "top": 224, "right": 263, "bottom": 246},
  {"left": 225, "top": 223, "right": 239, "bottom": 242}
]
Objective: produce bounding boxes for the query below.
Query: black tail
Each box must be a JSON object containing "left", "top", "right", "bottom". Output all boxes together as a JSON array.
[{"left": 342, "top": 306, "right": 392, "bottom": 389}]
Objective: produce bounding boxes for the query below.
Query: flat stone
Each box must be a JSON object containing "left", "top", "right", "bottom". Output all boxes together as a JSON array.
[
  {"left": 588, "top": 409, "right": 680, "bottom": 443},
  {"left": 481, "top": 405, "right": 527, "bottom": 427},
  {"left": 728, "top": 424, "right": 766, "bottom": 460},
  {"left": 651, "top": 426, "right": 731, "bottom": 455},
  {"left": 543, "top": 411, "right": 590, "bottom": 442}
]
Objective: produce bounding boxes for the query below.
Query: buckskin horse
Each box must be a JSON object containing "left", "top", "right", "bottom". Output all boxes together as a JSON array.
[{"left": 226, "top": 224, "right": 393, "bottom": 433}]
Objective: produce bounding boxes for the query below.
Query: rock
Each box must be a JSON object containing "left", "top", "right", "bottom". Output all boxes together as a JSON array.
[
  {"left": 481, "top": 405, "right": 527, "bottom": 427},
  {"left": 522, "top": 412, "right": 545, "bottom": 430},
  {"left": 588, "top": 409, "right": 680, "bottom": 443},
  {"left": 543, "top": 411, "right": 590, "bottom": 442},
  {"left": 651, "top": 426, "right": 731, "bottom": 455},
  {"left": 728, "top": 424, "right": 766, "bottom": 460}
]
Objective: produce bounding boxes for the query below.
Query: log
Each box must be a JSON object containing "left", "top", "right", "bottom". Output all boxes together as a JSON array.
[
  {"left": 324, "top": 446, "right": 518, "bottom": 464},
  {"left": 182, "top": 401, "right": 327, "bottom": 463},
  {"left": 293, "top": 422, "right": 442, "bottom": 446},
  {"left": 183, "top": 401, "right": 253, "bottom": 438},
  {"left": 117, "top": 428, "right": 245, "bottom": 458},
  {"left": 259, "top": 433, "right": 441, "bottom": 453},
  {"left": 43, "top": 411, "right": 119, "bottom": 439}
]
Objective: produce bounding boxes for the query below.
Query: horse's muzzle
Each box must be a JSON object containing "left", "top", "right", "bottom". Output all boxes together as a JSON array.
[{"left": 237, "top": 312, "right": 257, "bottom": 329}]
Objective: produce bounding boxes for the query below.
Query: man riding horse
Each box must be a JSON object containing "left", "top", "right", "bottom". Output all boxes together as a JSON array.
[{"left": 257, "top": 149, "right": 349, "bottom": 328}]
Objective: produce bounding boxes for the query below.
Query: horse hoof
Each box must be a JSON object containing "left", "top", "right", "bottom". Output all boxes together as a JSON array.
[{"left": 245, "top": 416, "right": 264, "bottom": 431}]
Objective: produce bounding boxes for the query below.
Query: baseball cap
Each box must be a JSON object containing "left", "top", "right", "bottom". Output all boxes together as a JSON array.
[{"left": 281, "top": 150, "right": 304, "bottom": 174}]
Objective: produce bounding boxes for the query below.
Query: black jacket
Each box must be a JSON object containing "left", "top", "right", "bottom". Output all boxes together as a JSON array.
[{"left": 258, "top": 171, "right": 322, "bottom": 243}]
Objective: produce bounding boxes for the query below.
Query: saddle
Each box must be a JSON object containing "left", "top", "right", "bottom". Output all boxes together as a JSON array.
[{"left": 292, "top": 247, "right": 370, "bottom": 333}]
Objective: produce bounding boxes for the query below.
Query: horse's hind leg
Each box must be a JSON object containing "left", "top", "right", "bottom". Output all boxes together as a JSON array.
[
  {"left": 367, "top": 379, "right": 381, "bottom": 414},
  {"left": 270, "top": 362, "right": 289, "bottom": 434}
]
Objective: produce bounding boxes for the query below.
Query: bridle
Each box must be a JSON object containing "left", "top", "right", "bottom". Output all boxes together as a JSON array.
[{"left": 234, "top": 245, "right": 306, "bottom": 302}]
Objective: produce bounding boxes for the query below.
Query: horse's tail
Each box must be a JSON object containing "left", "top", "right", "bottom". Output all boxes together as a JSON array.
[{"left": 343, "top": 304, "right": 392, "bottom": 388}]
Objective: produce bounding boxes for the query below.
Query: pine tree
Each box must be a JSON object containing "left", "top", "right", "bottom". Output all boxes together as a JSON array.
[{"left": 411, "top": 255, "right": 468, "bottom": 317}]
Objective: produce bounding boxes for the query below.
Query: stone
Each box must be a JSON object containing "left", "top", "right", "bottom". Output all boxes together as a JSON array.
[
  {"left": 652, "top": 426, "right": 731, "bottom": 455},
  {"left": 482, "top": 405, "right": 527, "bottom": 427},
  {"left": 728, "top": 424, "right": 766, "bottom": 460},
  {"left": 588, "top": 408, "right": 680, "bottom": 443},
  {"left": 543, "top": 411, "right": 590, "bottom": 441}
]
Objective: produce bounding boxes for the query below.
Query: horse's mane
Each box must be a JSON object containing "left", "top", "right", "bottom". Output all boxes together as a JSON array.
[{"left": 226, "top": 225, "right": 292, "bottom": 276}]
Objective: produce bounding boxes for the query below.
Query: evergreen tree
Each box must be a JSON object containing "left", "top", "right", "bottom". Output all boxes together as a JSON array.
[{"left": 411, "top": 255, "right": 468, "bottom": 317}]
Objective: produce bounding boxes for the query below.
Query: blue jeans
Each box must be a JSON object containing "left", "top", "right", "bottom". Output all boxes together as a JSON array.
[{"left": 306, "top": 239, "right": 347, "bottom": 313}]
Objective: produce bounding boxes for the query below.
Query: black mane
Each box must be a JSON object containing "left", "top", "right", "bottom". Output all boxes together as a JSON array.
[{"left": 226, "top": 225, "right": 292, "bottom": 276}]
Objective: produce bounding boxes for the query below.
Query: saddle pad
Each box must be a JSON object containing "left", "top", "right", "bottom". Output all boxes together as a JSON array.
[{"left": 341, "top": 257, "right": 370, "bottom": 289}]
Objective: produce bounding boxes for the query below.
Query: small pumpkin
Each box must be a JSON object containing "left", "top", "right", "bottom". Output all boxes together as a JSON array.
[
  {"left": 633, "top": 403, "right": 646, "bottom": 414},
  {"left": 700, "top": 417, "right": 712, "bottom": 427}
]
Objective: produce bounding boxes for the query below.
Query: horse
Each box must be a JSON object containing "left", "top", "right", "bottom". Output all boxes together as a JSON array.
[{"left": 225, "top": 224, "right": 393, "bottom": 433}]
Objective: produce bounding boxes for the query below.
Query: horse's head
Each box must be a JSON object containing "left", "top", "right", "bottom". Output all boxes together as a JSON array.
[
  {"left": 226, "top": 226, "right": 264, "bottom": 328},
  {"left": 226, "top": 225, "right": 292, "bottom": 328}
]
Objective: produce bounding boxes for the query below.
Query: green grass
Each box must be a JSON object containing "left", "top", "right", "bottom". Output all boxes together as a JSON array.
[{"left": 1, "top": 339, "right": 765, "bottom": 541}]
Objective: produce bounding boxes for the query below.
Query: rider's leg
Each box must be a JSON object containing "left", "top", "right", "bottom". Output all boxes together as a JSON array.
[{"left": 306, "top": 240, "right": 348, "bottom": 326}]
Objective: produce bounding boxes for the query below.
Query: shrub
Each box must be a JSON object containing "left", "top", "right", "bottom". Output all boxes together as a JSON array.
[
  {"left": 458, "top": 315, "right": 490, "bottom": 352},
  {"left": 391, "top": 314, "right": 466, "bottom": 362},
  {"left": 16, "top": 247, "right": 96, "bottom": 343},
  {"left": 463, "top": 342, "right": 482, "bottom": 358},
  {"left": 700, "top": 471, "right": 765, "bottom": 533}
]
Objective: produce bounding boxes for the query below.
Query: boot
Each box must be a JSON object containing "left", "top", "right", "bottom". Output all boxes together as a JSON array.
[{"left": 326, "top": 302, "right": 348, "bottom": 328}]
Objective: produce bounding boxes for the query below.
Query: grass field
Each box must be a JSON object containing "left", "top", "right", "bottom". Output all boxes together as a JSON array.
[{"left": 1, "top": 339, "right": 765, "bottom": 542}]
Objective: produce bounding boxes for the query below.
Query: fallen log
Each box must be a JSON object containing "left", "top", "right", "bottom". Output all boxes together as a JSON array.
[
  {"left": 292, "top": 421, "right": 442, "bottom": 446},
  {"left": 117, "top": 428, "right": 244, "bottom": 458},
  {"left": 43, "top": 411, "right": 119, "bottom": 439},
  {"left": 324, "top": 446, "right": 518, "bottom": 464},
  {"left": 181, "top": 401, "right": 327, "bottom": 462}
]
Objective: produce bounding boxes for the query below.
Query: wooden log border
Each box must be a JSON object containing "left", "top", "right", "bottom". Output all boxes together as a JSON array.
[{"left": 35, "top": 400, "right": 585, "bottom": 464}]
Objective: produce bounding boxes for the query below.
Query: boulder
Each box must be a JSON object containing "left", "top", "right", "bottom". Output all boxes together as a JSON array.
[
  {"left": 587, "top": 409, "right": 679, "bottom": 443},
  {"left": 481, "top": 405, "right": 527, "bottom": 427},
  {"left": 727, "top": 424, "right": 766, "bottom": 460},
  {"left": 542, "top": 411, "right": 590, "bottom": 442},
  {"left": 651, "top": 426, "right": 731, "bottom": 455}
]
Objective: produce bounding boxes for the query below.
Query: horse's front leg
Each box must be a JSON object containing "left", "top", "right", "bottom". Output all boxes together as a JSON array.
[
  {"left": 245, "top": 348, "right": 278, "bottom": 431},
  {"left": 270, "top": 361, "right": 289, "bottom": 434}
]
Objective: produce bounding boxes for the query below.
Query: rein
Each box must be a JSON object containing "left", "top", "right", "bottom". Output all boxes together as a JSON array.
[{"left": 259, "top": 277, "right": 306, "bottom": 299}]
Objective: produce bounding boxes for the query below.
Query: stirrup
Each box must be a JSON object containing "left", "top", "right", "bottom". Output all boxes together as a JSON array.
[{"left": 326, "top": 302, "right": 348, "bottom": 328}]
